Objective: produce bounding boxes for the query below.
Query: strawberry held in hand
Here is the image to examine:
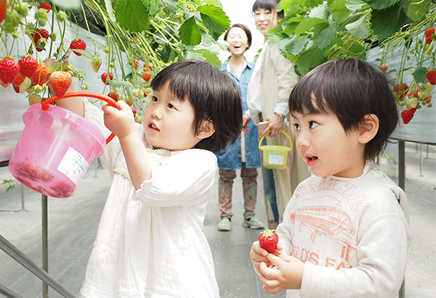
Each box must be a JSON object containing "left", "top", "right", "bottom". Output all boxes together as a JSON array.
[
  {"left": 259, "top": 229, "right": 279, "bottom": 254},
  {"left": 50, "top": 71, "right": 72, "bottom": 98}
]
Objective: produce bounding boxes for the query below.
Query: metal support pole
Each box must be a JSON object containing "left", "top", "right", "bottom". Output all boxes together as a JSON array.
[
  {"left": 0, "top": 284, "right": 23, "bottom": 298},
  {"left": 0, "top": 235, "right": 75, "bottom": 298},
  {"left": 398, "top": 140, "right": 405, "bottom": 191},
  {"left": 420, "top": 143, "right": 423, "bottom": 177},
  {"left": 20, "top": 184, "right": 25, "bottom": 211},
  {"left": 42, "top": 194, "right": 49, "bottom": 298}
]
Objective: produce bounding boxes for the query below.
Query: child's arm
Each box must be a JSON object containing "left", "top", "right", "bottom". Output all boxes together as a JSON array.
[
  {"left": 102, "top": 101, "right": 152, "bottom": 189},
  {"left": 258, "top": 253, "right": 304, "bottom": 294}
]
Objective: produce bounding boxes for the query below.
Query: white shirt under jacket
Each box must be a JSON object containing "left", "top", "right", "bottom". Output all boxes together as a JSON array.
[
  {"left": 78, "top": 99, "right": 219, "bottom": 298},
  {"left": 276, "top": 161, "right": 412, "bottom": 298}
]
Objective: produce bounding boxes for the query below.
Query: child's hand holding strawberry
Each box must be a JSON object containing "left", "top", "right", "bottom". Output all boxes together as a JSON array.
[
  {"left": 250, "top": 230, "right": 283, "bottom": 273},
  {"left": 258, "top": 253, "right": 304, "bottom": 294}
]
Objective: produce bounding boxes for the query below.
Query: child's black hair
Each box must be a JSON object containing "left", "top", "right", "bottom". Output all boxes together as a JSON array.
[
  {"left": 224, "top": 23, "right": 252, "bottom": 50},
  {"left": 252, "top": 0, "right": 284, "bottom": 19},
  {"left": 289, "top": 58, "right": 398, "bottom": 161},
  {"left": 151, "top": 60, "right": 242, "bottom": 153}
]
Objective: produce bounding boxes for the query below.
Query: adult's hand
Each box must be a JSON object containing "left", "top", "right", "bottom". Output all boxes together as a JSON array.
[
  {"left": 242, "top": 114, "right": 251, "bottom": 132},
  {"left": 264, "top": 113, "right": 284, "bottom": 137}
]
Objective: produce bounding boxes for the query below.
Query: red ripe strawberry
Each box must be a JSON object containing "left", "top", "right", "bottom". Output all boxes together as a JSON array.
[
  {"left": 31, "top": 29, "right": 50, "bottom": 52},
  {"left": 50, "top": 71, "right": 72, "bottom": 98},
  {"left": 107, "top": 92, "right": 119, "bottom": 101},
  {"left": 134, "top": 59, "right": 139, "bottom": 70},
  {"left": 142, "top": 71, "right": 151, "bottom": 82},
  {"left": 132, "top": 108, "right": 137, "bottom": 116},
  {"left": 31, "top": 63, "right": 48, "bottom": 86},
  {"left": 0, "top": 0, "right": 7, "bottom": 24},
  {"left": 426, "top": 69, "right": 436, "bottom": 85},
  {"left": 424, "top": 94, "right": 432, "bottom": 104},
  {"left": 13, "top": 72, "right": 26, "bottom": 87},
  {"left": 101, "top": 72, "right": 113, "bottom": 85},
  {"left": 70, "top": 39, "right": 86, "bottom": 56},
  {"left": 425, "top": 28, "right": 435, "bottom": 44},
  {"left": 381, "top": 65, "right": 388, "bottom": 72},
  {"left": 19, "top": 55, "right": 38, "bottom": 78},
  {"left": 39, "top": 1, "right": 51, "bottom": 13},
  {"left": 0, "top": 56, "right": 20, "bottom": 84},
  {"left": 393, "top": 84, "right": 408, "bottom": 100},
  {"left": 401, "top": 109, "right": 414, "bottom": 125},
  {"left": 258, "top": 229, "right": 279, "bottom": 254}
]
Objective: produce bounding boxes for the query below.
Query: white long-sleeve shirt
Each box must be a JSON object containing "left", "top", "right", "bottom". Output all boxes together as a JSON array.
[
  {"left": 276, "top": 162, "right": 412, "bottom": 298},
  {"left": 79, "top": 100, "right": 219, "bottom": 298}
]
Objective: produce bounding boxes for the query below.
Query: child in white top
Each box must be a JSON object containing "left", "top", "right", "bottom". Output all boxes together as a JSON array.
[
  {"left": 250, "top": 58, "right": 413, "bottom": 298},
  {"left": 56, "top": 60, "right": 243, "bottom": 297}
]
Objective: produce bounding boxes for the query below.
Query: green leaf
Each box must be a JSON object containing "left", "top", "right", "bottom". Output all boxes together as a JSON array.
[
  {"left": 179, "top": 16, "right": 202, "bottom": 46},
  {"left": 330, "top": 0, "right": 351, "bottom": 25},
  {"left": 298, "top": 0, "right": 325, "bottom": 8},
  {"left": 104, "top": 0, "right": 116, "bottom": 22},
  {"left": 309, "top": 3, "right": 329, "bottom": 20},
  {"left": 292, "top": 38, "right": 310, "bottom": 55},
  {"left": 345, "top": 15, "right": 369, "bottom": 39},
  {"left": 109, "top": 80, "right": 133, "bottom": 88},
  {"left": 316, "top": 26, "right": 337, "bottom": 49},
  {"left": 347, "top": 43, "right": 367, "bottom": 59},
  {"left": 160, "top": 44, "right": 179, "bottom": 63},
  {"left": 370, "top": 0, "right": 400, "bottom": 10},
  {"left": 149, "top": 0, "right": 161, "bottom": 16},
  {"left": 193, "top": 49, "right": 221, "bottom": 68},
  {"left": 413, "top": 67, "right": 428, "bottom": 83},
  {"left": 162, "top": 0, "right": 178, "bottom": 14},
  {"left": 295, "top": 18, "right": 329, "bottom": 35},
  {"left": 202, "top": 0, "right": 223, "bottom": 8},
  {"left": 284, "top": 21, "right": 301, "bottom": 35},
  {"left": 115, "top": 0, "right": 150, "bottom": 32},
  {"left": 296, "top": 47, "right": 325, "bottom": 75},
  {"left": 370, "top": 2, "right": 408, "bottom": 38},
  {"left": 402, "top": 0, "right": 428, "bottom": 23},
  {"left": 345, "top": 0, "right": 369, "bottom": 12},
  {"left": 198, "top": 5, "right": 230, "bottom": 38},
  {"left": 278, "top": 0, "right": 297, "bottom": 10},
  {"left": 51, "top": 0, "right": 81, "bottom": 10},
  {"left": 268, "top": 34, "right": 283, "bottom": 47}
]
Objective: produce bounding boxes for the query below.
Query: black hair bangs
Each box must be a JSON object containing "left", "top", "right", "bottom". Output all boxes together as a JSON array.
[{"left": 252, "top": 0, "right": 281, "bottom": 13}]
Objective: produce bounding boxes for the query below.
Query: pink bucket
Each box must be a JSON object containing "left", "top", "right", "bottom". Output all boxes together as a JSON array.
[{"left": 9, "top": 92, "right": 119, "bottom": 198}]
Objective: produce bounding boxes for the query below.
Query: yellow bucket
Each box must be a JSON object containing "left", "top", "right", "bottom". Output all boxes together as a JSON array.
[{"left": 258, "top": 130, "right": 293, "bottom": 170}]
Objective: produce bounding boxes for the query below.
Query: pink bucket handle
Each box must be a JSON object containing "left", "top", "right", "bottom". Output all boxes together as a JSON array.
[{"left": 41, "top": 92, "right": 121, "bottom": 144}]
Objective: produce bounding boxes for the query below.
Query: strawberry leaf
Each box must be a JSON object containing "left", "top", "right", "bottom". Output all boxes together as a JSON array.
[
  {"left": 192, "top": 49, "right": 221, "bottom": 68},
  {"left": 412, "top": 67, "right": 428, "bottom": 83},
  {"left": 295, "top": 17, "right": 328, "bottom": 35},
  {"left": 115, "top": 0, "right": 150, "bottom": 32},
  {"left": 179, "top": 16, "right": 202, "bottom": 46},
  {"left": 401, "top": 0, "right": 428, "bottom": 23},
  {"left": 330, "top": 0, "right": 350, "bottom": 25},
  {"left": 198, "top": 5, "right": 230, "bottom": 41},
  {"left": 370, "top": 2, "right": 407, "bottom": 38},
  {"left": 316, "top": 26, "right": 337, "bottom": 49},
  {"left": 370, "top": 0, "right": 400, "bottom": 10},
  {"left": 345, "top": 15, "right": 369, "bottom": 39}
]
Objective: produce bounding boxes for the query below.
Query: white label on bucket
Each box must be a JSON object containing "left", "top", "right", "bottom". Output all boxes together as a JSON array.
[
  {"left": 57, "top": 147, "right": 89, "bottom": 186},
  {"left": 268, "top": 155, "right": 284, "bottom": 165}
]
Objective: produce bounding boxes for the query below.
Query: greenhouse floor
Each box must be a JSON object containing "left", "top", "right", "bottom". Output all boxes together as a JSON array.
[{"left": 0, "top": 141, "right": 435, "bottom": 298}]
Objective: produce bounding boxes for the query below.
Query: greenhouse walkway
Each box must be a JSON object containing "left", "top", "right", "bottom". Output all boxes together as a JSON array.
[{"left": 0, "top": 141, "right": 435, "bottom": 298}]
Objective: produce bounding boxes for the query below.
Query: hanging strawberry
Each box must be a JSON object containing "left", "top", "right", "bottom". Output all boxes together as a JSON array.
[
  {"left": 401, "top": 109, "right": 414, "bottom": 124},
  {"left": 38, "top": 1, "right": 51, "bottom": 13},
  {"left": 31, "top": 62, "right": 47, "bottom": 86},
  {"left": 50, "top": 71, "right": 72, "bottom": 98},
  {"left": 19, "top": 55, "right": 38, "bottom": 78},
  {"left": 426, "top": 69, "right": 436, "bottom": 85},
  {"left": 101, "top": 72, "right": 113, "bottom": 85},
  {"left": 70, "top": 39, "right": 87, "bottom": 56},
  {"left": 0, "top": 0, "right": 7, "bottom": 24},
  {"left": 0, "top": 56, "right": 20, "bottom": 84},
  {"left": 425, "top": 28, "right": 435, "bottom": 44}
]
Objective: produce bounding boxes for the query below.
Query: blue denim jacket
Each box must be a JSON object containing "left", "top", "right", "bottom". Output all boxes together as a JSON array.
[{"left": 215, "top": 58, "right": 261, "bottom": 170}]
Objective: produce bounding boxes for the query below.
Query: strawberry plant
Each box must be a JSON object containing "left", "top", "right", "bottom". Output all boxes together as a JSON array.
[
  {"left": 0, "top": 0, "right": 231, "bottom": 125},
  {"left": 266, "top": 0, "right": 435, "bottom": 124}
]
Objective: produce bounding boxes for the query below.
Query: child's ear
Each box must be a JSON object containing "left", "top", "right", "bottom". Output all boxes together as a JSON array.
[
  {"left": 358, "top": 114, "right": 379, "bottom": 144},
  {"left": 197, "top": 120, "right": 215, "bottom": 140}
]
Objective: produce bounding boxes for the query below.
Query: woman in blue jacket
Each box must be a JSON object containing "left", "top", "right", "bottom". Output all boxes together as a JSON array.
[{"left": 216, "top": 24, "right": 264, "bottom": 231}]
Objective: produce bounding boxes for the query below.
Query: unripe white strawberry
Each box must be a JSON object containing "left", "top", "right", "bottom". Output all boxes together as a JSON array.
[{"left": 28, "top": 93, "right": 41, "bottom": 105}]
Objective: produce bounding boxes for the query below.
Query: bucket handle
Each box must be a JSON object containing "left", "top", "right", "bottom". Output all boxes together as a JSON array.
[
  {"left": 41, "top": 92, "right": 121, "bottom": 145},
  {"left": 258, "top": 130, "right": 293, "bottom": 151}
]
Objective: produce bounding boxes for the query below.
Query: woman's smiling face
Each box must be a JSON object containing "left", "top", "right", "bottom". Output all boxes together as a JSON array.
[
  {"left": 226, "top": 27, "right": 249, "bottom": 57},
  {"left": 254, "top": 7, "right": 281, "bottom": 39}
]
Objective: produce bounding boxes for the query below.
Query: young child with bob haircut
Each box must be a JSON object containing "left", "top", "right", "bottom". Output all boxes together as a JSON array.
[
  {"left": 54, "top": 60, "right": 243, "bottom": 297},
  {"left": 250, "top": 58, "right": 412, "bottom": 297}
]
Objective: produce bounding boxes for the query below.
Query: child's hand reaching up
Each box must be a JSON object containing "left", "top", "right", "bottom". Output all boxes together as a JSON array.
[
  {"left": 258, "top": 253, "right": 304, "bottom": 294},
  {"left": 102, "top": 100, "right": 136, "bottom": 139}
]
